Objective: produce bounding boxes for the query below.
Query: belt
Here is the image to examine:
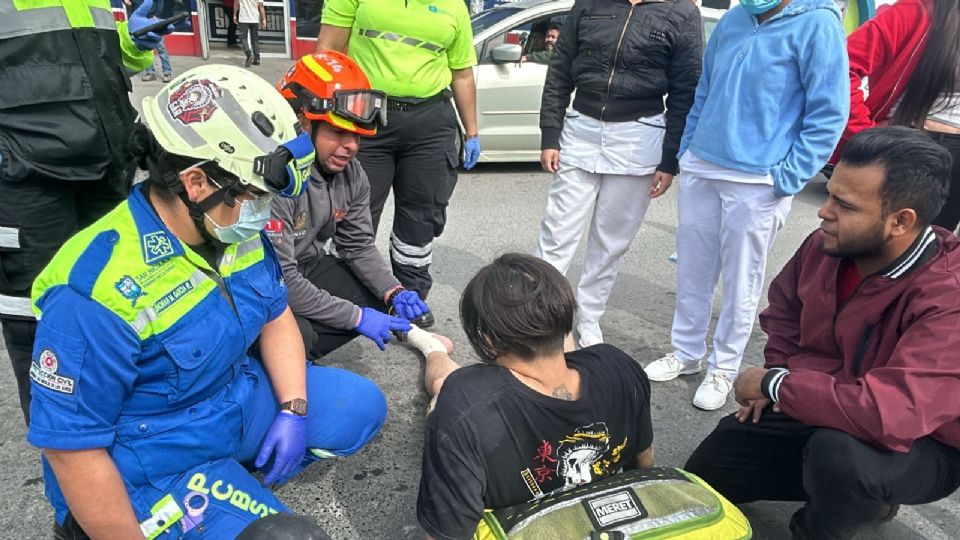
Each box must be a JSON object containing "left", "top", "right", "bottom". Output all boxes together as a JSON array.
[{"left": 387, "top": 90, "right": 451, "bottom": 112}]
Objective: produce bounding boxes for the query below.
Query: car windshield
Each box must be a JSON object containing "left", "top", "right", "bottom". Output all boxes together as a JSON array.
[{"left": 471, "top": 7, "right": 524, "bottom": 35}]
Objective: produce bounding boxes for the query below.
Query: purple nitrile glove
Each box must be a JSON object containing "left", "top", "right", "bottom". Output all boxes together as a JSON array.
[
  {"left": 391, "top": 290, "right": 429, "bottom": 320},
  {"left": 129, "top": 0, "right": 175, "bottom": 52},
  {"left": 355, "top": 307, "right": 411, "bottom": 350},
  {"left": 255, "top": 411, "right": 307, "bottom": 485}
]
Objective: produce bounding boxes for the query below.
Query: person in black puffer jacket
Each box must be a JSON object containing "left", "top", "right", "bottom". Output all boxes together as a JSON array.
[{"left": 535, "top": 0, "right": 703, "bottom": 348}]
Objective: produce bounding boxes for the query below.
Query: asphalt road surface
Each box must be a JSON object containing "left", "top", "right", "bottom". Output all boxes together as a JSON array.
[{"left": 0, "top": 53, "right": 957, "bottom": 539}]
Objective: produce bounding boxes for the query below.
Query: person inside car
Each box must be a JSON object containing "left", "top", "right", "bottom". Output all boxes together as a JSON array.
[{"left": 523, "top": 22, "right": 561, "bottom": 64}]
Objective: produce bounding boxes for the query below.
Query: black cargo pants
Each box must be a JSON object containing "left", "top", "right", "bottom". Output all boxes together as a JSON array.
[
  {"left": 0, "top": 177, "right": 123, "bottom": 423},
  {"left": 356, "top": 93, "right": 459, "bottom": 299},
  {"left": 686, "top": 409, "right": 960, "bottom": 540}
]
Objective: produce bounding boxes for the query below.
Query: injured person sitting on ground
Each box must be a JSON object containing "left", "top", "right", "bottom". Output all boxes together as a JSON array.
[{"left": 402, "top": 253, "right": 655, "bottom": 540}]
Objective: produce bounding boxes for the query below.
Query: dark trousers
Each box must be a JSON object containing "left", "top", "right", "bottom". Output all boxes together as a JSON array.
[
  {"left": 0, "top": 177, "right": 123, "bottom": 423},
  {"left": 224, "top": 7, "right": 238, "bottom": 45},
  {"left": 930, "top": 131, "right": 960, "bottom": 233},
  {"left": 685, "top": 410, "right": 960, "bottom": 540},
  {"left": 293, "top": 255, "right": 385, "bottom": 359},
  {"left": 357, "top": 96, "right": 459, "bottom": 298},
  {"left": 238, "top": 22, "right": 260, "bottom": 60}
]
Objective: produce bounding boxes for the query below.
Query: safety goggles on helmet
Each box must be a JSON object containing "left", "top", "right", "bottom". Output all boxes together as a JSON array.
[{"left": 299, "top": 88, "right": 388, "bottom": 130}]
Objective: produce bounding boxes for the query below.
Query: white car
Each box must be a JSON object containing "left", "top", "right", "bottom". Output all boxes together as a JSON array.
[{"left": 471, "top": 0, "right": 725, "bottom": 163}]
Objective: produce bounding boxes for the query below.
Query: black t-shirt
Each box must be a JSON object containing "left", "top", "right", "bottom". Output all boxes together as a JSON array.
[{"left": 416, "top": 344, "right": 653, "bottom": 540}]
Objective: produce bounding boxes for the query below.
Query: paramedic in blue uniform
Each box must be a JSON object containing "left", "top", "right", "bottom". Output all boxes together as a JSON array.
[{"left": 26, "top": 66, "right": 387, "bottom": 539}]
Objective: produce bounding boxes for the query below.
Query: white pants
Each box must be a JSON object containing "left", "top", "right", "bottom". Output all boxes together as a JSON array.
[
  {"left": 536, "top": 163, "right": 653, "bottom": 324},
  {"left": 671, "top": 174, "right": 792, "bottom": 376}
]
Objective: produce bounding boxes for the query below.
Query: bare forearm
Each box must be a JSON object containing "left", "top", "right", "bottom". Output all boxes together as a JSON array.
[
  {"left": 259, "top": 307, "right": 307, "bottom": 403},
  {"left": 316, "top": 24, "right": 351, "bottom": 52},
  {"left": 45, "top": 448, "right": 144, "bottom": 540},
  {"left": 450, "top": 68, "right": 478, "bottom": 136},
  {"left": 634, "top": 446, "right": 655, "bottom": 469}
]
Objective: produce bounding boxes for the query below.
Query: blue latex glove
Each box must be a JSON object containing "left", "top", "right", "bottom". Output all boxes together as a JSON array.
[
  {"left": 463, "top": 136, "right": 481, "bottom": 170},
  {"left": 129, "top": 0, "right": 175, "bottom": 52},
  {"left": 255, "top": 412, "right": 307, "bottom": 485},
  {"left": 355, "top": 307, "right": 411, "bottom": 350},
  {"left": 391, "top": 290, "right": 429, "bottom": 320}
]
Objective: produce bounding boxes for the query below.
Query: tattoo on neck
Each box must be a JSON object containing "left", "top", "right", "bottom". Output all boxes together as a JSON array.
[{"left": 552, "top": 385, "right": 574, "bottom": 400}]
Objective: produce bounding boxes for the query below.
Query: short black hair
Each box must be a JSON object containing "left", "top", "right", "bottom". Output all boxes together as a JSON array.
[
  {"left": 460, "top": 253, "right": 574, "bottom": 364},
  {"left": 548, "top": 23, "right": 563, "bottom": 32},
  {"left": 839, "top": 126, "right": 952, "bottom": 227}
]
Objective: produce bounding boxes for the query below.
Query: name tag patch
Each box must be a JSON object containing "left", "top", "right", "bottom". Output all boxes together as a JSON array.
[
  {"left": 583, "top": 489, "right": 647, "bottom": 529},
  {"left": 154, "top": 280, "right": 195, "bottom": 314},
  {"left": 29, "top": 349, "right": 75, "bottom": 394}
]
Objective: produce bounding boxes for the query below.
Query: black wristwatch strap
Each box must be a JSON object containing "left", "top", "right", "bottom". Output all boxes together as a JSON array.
[{"left": 386, "top": 286, "right": 406, "bottom": 306}]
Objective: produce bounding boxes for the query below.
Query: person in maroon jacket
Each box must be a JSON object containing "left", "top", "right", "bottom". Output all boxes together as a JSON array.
[{"left": 686, "top": 127, "right": 960, "bottom": 540}]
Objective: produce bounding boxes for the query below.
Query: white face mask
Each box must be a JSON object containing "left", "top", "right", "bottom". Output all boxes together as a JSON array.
[
  {"left": 204, "top": 193, "right": 274, "bottom": 244},
  {"left": 199, "top": 176, "right": 274, "bottom": 244}
]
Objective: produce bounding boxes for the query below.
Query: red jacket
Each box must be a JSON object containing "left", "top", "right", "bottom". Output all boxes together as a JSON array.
[
  {"left": 829, "top": 0, "right": 931, "bottom": 164},
  {"left": 760, "top": 227, "right": 960, "bottom": 452}
]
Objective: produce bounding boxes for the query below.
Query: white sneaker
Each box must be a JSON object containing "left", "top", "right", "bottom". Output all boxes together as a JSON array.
[
  {"left": 577, "top": 321, "right": 603, "bottom": 348},
  {"left": 693, "top": 372, "right": 733, "bottom": 411},
  {"left": 644, "top": 353, "right": 702, "bottom": 382}
]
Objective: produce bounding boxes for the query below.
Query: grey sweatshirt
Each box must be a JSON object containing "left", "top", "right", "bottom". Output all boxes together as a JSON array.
[{"left": 268, "top": 160, "right": 400, "bottom": 329}]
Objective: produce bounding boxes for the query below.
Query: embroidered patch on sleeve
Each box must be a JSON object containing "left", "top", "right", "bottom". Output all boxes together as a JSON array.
[{"left": 29, "top": 349, "right": 75, "bottom": 394}]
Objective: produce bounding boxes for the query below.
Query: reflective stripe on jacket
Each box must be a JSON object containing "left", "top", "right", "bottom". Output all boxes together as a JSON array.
[{"left": 0, "top": 0, "right": 152, "bottom": 184}]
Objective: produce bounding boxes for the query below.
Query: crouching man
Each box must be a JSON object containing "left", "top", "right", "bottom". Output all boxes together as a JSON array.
[
  {"left": 271, "top": 51, "right": 434, "bottom": 359},
  {"left": 686, "top": 127, "right": 960, "bottom": 539}
]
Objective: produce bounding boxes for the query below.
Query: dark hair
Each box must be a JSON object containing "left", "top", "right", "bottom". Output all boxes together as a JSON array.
[
  {"left": 460, "top": 253, "right": 575, "bottom": 364},
  {"left": 890, "top": 0, "right": 960, "bottom": 127},
  {"left": 548, "top": 23, "right": 563, "bottom": 32},
  {"left": 127, "top": 122, "right": 240, "bottom": 202},
  {"left": 839, "top": 126, "right": 952, "bottom": 227}
]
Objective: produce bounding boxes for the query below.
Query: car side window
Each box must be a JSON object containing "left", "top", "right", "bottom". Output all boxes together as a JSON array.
[
  {"left": 479, "top": 12, "right": 569, "bottom": 65},
  {"left": 480, "top": 21, "right": 533, "bottom": 64}
]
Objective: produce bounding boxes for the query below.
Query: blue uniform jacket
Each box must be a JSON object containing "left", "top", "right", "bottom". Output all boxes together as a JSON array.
[{"left": 27, "top": 184, "right": 288, "bottom": 525}]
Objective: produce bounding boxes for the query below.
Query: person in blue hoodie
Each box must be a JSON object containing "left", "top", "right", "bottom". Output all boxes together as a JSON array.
[{"left": 644, "top": 0, "right": 848, "bottom": 410}]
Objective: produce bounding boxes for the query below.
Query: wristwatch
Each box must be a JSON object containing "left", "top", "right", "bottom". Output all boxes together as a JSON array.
[{"left": 279, "top": 398, "right": 308, "bottom": 416}]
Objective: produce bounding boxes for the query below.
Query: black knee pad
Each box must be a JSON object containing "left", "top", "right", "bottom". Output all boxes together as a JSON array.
[{"left": 237, "top": 514, "right": 332, "bottom": 540}]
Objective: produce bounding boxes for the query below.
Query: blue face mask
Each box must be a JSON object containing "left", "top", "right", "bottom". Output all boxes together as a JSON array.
[
  {"left": 740, "top": 0, "right": 781, "bottom": 15},
  {"left": 205, "top": 193, "right": 274, "bottom": 244}
]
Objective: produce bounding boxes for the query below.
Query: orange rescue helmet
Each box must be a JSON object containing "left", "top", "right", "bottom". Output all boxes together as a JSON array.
[{"left": 277, "top": 51, "right": 387, "bottom": 137}]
